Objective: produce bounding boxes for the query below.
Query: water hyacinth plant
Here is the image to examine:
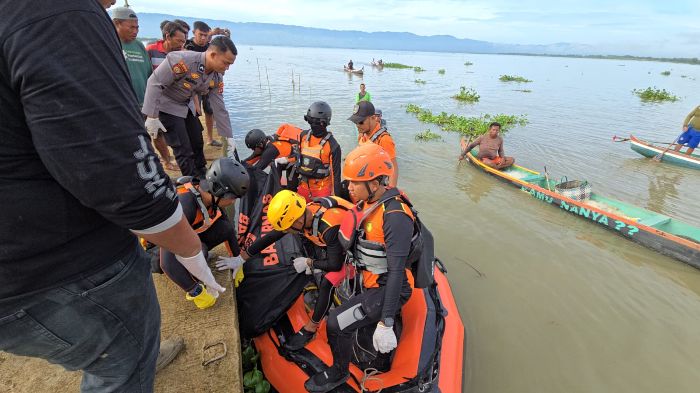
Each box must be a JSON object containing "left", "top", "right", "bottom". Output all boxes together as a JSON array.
[
  {"left": 405, "top": 104, "right": 528, "bottom": 136},
  {"left": 499, "top": 75, "right": 532, "bottom": 83},
  {"left": 660, "top": 70, "right": 671, "bottom": 76},
  {"left": 415, "top": 129, "right": 442, "bottom": 141},
  {"left": 414, "top": 79, "right": 427, "bottom": 84},
  {"left": 382, "top": 62, "right": 413, "bottom": 69},
  {"left": 464, "top": 61, "right": 473, "bottom": 66},
  {"left": 452, "top": 86, "right": 480, "bottom": 103},
  {"left": 632, "top": 87, "right": 679, "bottom": 102},
  {"left": 438, "top": 69, "right": 446, "bottom": 74},
  {"left": 414, "top": 66, "right": 425, "bottom": 72}
]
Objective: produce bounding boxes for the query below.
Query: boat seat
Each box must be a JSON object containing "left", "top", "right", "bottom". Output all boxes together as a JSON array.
[
  {"left": 637, "top": 214, "right": 671, "bottom": 227},
  {"left": 520, "top": 174, "right": 546, "bottom": 182}
]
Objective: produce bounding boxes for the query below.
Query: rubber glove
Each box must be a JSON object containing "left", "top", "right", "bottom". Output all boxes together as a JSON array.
[
  {"left": 215, "top": 256, "right": 245, "bottom": 272},
  {"left": 293, "top": 257, "right": 312, "bottom": 274},
  {"left": 175, "top": 250, "right": 226, "bottom": 294},
  {"left": 274, "top": 157, "right": 289, "bottom": 165},
  {"left": 372, "top": 322, "right": 397, "bottom": 353},
  {"left": 145, "top": 117, "right": 167, "bottom": 138}
]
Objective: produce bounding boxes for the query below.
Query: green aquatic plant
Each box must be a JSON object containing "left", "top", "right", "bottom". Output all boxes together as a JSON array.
[
  {"left": 499, "top": 74, "right": 532, "bottom": 83},
  {"left": 514, "top": 89, "right": 532, "bottom": 93},
  {"left": 632, "top": 87, "right": 679, "bottom": 102},
  {"left": 452, "top": 86, "right": 480, "bottom": 103},
  {"left": 415, "top": 129, "right": 442, "bottom": 141},
  {"left": 382, "top": 62, "right": 413, "bottom": 69},
  {"left": 464, "top": 61, "right": 473, "bottom": 66},
  {"left": 438, "top": 69, "right": 446, "bottom": 74},
  {"left": 405, "top": 104, "right": 528, "bottom": 136},
  {"left": 660, "top": 70, "right": 671, "bottom": 76},
  {"left": 414, "top": 66, "right": 425, "bottom": 72},
  {"left": 414, "top": 79, "right": 427, "bottom": 84}
]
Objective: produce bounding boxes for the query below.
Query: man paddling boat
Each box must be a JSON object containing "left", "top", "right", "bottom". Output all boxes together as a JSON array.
[{"left": 675, "top": 105, "right": 700, "bottom": 156}]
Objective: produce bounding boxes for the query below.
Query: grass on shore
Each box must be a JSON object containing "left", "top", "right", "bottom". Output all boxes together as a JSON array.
[
  {"left": 633, "top": 87, "right": 679, "bottom": 102},
  {"left": 452, "top": 86, "right": 480, "bottom": 103},
  {"left": 499, "top": 74, "right": 532, "bottom": 83},
  {"left": 406, "top": 103, "right": 528, "bottom": 136}
]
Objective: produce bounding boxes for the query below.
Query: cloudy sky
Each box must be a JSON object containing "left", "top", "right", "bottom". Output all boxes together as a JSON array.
[{"left": 129, "top": 0, "right": 699, "bottom": 57}]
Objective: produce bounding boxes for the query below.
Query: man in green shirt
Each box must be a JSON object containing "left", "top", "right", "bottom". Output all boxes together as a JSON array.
[
  {"left": 356, "top": 83, "right": 371, "bottom": 102},
  {"left": 113, "top": 7, "right": 151, "bottom": 107},
  {"left": 113, "top": 6, "right": 175, "bottom": 170}
]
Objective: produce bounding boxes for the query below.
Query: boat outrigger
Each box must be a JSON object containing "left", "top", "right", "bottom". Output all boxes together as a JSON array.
[{"left": 463, "top": 149, "right": 700, "bottom": 267}]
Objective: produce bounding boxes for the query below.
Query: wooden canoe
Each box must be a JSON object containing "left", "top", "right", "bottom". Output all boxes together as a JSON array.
[
  {"left": 343, "top": 66, "right": 364, "bottom": 75},
  {"left": 464, "top": 150, "right": 700, "bottom": 267},
  {"left": 629, "top": 135, "right": 700, "bottom": 170}
]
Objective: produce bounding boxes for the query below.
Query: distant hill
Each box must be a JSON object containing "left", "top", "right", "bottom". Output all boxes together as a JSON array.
[{"left": 133, "top": 12, "right": 596, "bottom": 56}]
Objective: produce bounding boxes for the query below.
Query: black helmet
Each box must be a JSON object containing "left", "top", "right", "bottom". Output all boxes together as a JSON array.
[
  {"left": 245, "top": 129, "right": 267, "bottom": 149},
  {"left": 304, "top": 101, "right": 332, "bottom": 125},
  {"left": 201, "top": 158, "right": 250, "bottom": 199}
]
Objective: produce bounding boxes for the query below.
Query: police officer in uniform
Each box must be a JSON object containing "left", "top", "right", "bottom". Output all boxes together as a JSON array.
[{"left": 143, "top": 36, "right": 239, "bottom": 178}]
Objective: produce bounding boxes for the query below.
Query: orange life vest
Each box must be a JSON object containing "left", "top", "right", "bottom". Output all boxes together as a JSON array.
[
  {"left": 177, "top": 182, "right": 222, "bottom": 234},
  {"left": 302, "top": 196, "right": 354, "bottom": 247},
  {"left": 272, "top": 123, "right": 302, "bottom": 163}
]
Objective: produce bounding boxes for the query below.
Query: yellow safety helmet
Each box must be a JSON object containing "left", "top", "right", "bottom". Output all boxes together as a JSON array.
[{"left": 267, "top": 190, "right": 307, "bottom": 231}]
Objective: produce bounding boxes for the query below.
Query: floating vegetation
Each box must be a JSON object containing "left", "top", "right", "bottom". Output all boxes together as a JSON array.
[
  {"left": 405, "top": 104, "right": 528, "bottom": 136},
  {"left": 464, "top": 61, "right": 473, "bottom": 66},
  {"left": 414, "top": 79, "right": 427, "bottom": 84},
  {"left": 438, "top": 69, "right": 446, "bottom": 75},
  {"left": 514, "top": 89, "right": 532, "bottom": 93},
  {"left": 383, "top": 62, "right": 413, "bottom": 69},
  {"left": 415, "top": 129, "right": 442, "bottom": 141},
  {"left": 660, "top": 70, "right": 671, "bottom": 76},
  {"left": 681, "top": 75, "right": 687, "bottom": 78},
  {"left": 414, "top": 66, "right": 425, "bottom": 72},
  {"left": 499, "top": 74, "right": 532, "bottom": 83},
  {"left": 452, "top": 86, "right": 480, "bottom": 103},
  {"left": 632, "top": 87, "right": 679, "bottom": 102}
]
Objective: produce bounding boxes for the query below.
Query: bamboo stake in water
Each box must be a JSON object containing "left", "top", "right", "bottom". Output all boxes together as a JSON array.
[
  {"left": 265, "top": 66, "right": 271, "bottom": 99},
  {"left": 291, "top": 69, "right": 295, "bottom": 93},
  {"left": 256, "top": 58, "right": 262, "bottom": 90},
  {"left": 298, "top": 74, "right": 301, "bottom": 93}
]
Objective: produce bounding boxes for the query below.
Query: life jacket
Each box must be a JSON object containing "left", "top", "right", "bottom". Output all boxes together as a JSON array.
[
  {"left": 358, "top": 125, "right": 389, "bottom": 145},
  {"left": 297, "top": 131, "right": 332, "bottom": 179},
  {"left": 271, "top": 123, "right": 302, "bottom": 163},
  {"left": 339, "top": 188, "right": 432, "bottom": 288},
  {"left": 303, "top": 196, "right": 354, "bottom": 247},
  {"left": 176, "top": 181, "right": 222, "bottom": 234}
]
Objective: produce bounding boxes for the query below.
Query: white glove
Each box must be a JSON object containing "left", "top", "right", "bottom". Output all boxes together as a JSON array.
[
  {"left": 226, "top": 137, "right": 238, "bottom": 159},
  {"left": 274, "top": 157, "right": 289, "bottom": 165},
  {"left": 215, "top": 255, "right": 245, "bottom": 274},
  {"left": 175, "top": 250, "right": 226, "bottom": 294},
  {"left": 372, "top": 322, "right": 397, "bottom": 353},
  {"left": 293, "top": 257, "right": 312, "bottom": 274},
  {"left": 145, "top": 117, "right": 167, "bottom": 138}
]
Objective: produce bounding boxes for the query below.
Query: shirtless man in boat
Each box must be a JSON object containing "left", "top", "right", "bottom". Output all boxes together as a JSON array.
[{"left": 459, "top": 122, "right": 515, "bottom": 169}]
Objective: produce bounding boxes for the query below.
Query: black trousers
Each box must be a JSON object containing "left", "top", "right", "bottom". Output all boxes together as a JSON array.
[
  {"left": 159, "top": 110, "right": 206, "bottom": 177},
  {"left": 325, "top": 284, "right": 410, "bottom": 370}
]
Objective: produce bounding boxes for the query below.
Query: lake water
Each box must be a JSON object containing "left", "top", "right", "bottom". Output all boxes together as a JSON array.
[{"left": 223, "top": 45, "right": 700, "bottom": 393}]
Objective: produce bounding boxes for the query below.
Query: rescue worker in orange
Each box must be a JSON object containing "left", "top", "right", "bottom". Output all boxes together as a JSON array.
[
  {"left": 292, "top": 101, "right": 342, "bottom": 201},
  {"left": 242, "top": 124, "right": 301, "bottom": 171},
  {"left": 158, "top": 158, "right": 249, "bottom": 309},
  {"left": 234, "top": 190, "right": 355, "bottom": 351},
  {"left": 305, "top": 144, "right": 415, "bottom": 392},
  {"left": 349, "top": 101, "right": 399, "bottom": 187}
]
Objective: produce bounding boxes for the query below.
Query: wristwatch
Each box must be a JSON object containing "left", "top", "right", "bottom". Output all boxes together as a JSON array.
[{"left": 381, "top": 317, "right": 394, "bottom": 327}]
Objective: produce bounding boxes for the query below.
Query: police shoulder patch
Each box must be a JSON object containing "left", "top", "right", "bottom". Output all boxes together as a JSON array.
[{"left": 172, "top": 60, "right": 188, "bottom": 75}]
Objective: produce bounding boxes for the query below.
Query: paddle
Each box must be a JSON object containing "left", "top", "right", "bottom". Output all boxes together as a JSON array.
[
  {"left": 612, "top": 135, "right": 676, "bottom": 144},
  {"left": 653, "top": 132, "right": 684, "bottom": 162},
  {"left": 543, "top": 166, "right": 553, "bottom": 192}
]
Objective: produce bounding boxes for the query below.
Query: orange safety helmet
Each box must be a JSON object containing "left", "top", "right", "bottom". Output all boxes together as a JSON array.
[{"left": 343, "top": 143, "right": 393, "bottom": 181}]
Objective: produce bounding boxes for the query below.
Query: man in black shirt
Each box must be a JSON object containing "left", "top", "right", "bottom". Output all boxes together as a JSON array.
[{"left": 0, "top": 1, "right": 226, "bottom": 391}]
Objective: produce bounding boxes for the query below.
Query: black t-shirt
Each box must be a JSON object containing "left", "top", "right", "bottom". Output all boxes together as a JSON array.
[
  {"left": 185, "top": 39, "right": 209, "bottom": 52},
  {"left": 0, "top": 1, "right": 179, "bottom": 300}
]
